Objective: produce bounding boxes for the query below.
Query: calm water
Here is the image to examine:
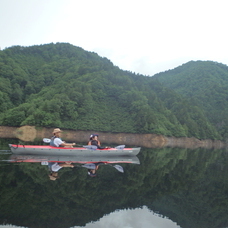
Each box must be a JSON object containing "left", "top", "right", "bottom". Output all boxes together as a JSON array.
[{"left": 0, "top": 138, "right": 228, "bottom": 228}]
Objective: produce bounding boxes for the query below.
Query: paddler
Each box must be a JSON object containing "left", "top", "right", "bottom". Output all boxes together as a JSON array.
[
  {"left": 48, "top": 162, "right": 74, "bottom": 181},
  {"left": 82, "top": 162, "right": 104, "bottom": 177},
  {"left": 50, "top": 128, "right": 76, "bottom": 148},
  {"left": 88, "top": 134, "right": 109, "bottom": 149}
]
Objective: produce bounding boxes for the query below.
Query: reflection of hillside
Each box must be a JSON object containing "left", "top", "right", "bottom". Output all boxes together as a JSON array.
[
  {"left": 140, "top": 149, "right": 228, "bottom": 228},
  {"left": 149, "top": 151, "right": 228, "bottom": 228},
  {"left": 0, "top": 145, "right": 227, "bottom": 228}
]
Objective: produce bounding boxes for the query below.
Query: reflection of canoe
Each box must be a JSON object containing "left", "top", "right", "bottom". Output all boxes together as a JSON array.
[
  {"left": 9, "top": 154, "right": 140, "bottom": 164},
  {"left": 8, "top": 144, "right": 141, "bottom": 156}
]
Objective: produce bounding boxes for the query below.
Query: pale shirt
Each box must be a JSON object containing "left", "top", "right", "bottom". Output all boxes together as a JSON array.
[
  {"left": 53, "top": 138, "right": 64, "bottom": 147},
  {"left": 51, "top": 163, "right": 62, "bottom": 172}
]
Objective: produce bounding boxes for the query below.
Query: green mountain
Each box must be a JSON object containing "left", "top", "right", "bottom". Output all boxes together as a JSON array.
[
  {"left": 0, "top": 43, "right": 222, "bottom": 139},
  {"left": 154, "top": 60, "right": 228, "bottom": 139}
]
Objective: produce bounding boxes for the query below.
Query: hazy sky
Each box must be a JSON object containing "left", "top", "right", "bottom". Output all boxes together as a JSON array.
[{"left": 1, "top": 0, "right": 228, "bottom": 75}]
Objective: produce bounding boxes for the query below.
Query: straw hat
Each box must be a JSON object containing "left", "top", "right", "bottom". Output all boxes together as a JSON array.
[
  {"left": 52, "top": 128, "right": 62, "bottom": 134},
  {"left": 49, "top": 172, "right": 59, "bottom": 181},
  {"left": 49, "top": 175, "right": 57, "bottom": 181}
]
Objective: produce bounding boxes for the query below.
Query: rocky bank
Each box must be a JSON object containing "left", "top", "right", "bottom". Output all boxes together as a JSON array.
[{"left": 0, "top": 125, "right": 226, "bottom": 149}]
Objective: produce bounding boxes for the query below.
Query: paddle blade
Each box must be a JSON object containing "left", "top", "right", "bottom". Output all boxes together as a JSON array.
[
  {"left": 113, "top": 165, "right": 124, "bottom": 173},
  {"left": 81, "top": 163, "right": 96, "bottom": 169},
  {"left": 115, "top": 145, "right": 125, "bottom": 149},
  {"left": 83, "top": 145, "right": 97, "bottom": 150},
  {"left": 41, "top": 161, "right": 49, "bottom": 165},
  {"left": 43, "top": 138, "right": 51, "bottom": 143}
]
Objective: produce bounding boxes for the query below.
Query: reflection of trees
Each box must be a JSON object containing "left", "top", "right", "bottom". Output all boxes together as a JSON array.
[
  {"left": 0, "top": 147, "right": 228, "bottom": 228},
  {"left": 150, "top": 151, "right": 228, "bottom": 228}
]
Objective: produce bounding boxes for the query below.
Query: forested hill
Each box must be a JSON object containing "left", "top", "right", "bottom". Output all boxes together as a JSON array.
[
  {"left": 0, "top": 43, "right": 222, "bottom": 140},
  {"left": 154, "top": 60, "right": 228, "bottom": 140}
]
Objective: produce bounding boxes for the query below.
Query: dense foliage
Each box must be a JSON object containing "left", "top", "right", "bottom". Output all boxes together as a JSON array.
[
  {"left": 154, "top": 61, "right": 228, "bottom": 140},
  {"left": 0, "top": 143, "right": 228, "bottom": 228},
  {"left": 0, "top": 43, "right": 223, "bottom": 139}
]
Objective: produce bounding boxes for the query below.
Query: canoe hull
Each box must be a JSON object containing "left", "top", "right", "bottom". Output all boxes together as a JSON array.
[
  {"left": 9, "top": 154, "right": 140, "bottom": 164},
  {"left": 8, "top": 144, "right": 141, "bottom": 156}
]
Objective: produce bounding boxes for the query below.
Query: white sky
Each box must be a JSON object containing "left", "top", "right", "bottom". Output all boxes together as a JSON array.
[{"left": 1, "top": 0, "right": 228, "bottom": 75}]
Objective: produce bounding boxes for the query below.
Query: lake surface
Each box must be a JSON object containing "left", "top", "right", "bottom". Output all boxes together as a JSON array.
[{"left": 0, "top": 138, "right": 228, "bottom": 228}]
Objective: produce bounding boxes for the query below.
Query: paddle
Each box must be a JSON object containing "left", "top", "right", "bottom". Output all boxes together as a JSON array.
[
  {"left": 115, "top": 145, "right": 125, "bottom": 149},
  {"left": 77, "top": 163, "right": 124, "bottom": 173},
  {"left": 42, "top": 138, "right": 97, "bottom": 150},
  {"left": 43, "top": 138, "right": 52, "bottom": 143},
  {"left": 112, "top": 164, "right": 124, "bottom": 173}
]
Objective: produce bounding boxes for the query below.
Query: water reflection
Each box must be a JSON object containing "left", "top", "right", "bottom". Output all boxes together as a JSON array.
[
  {"left": 73, "top": 206, "right": 181, "bottom": 228},
  {"left": 1, "top": 138, "right": 228, "bottom": 228},
  {"left": 7, "top": 154, "right": 139, "bottom": 181},
  {"left": 0, "top": 207, "right": 181, "bottom": 228}
]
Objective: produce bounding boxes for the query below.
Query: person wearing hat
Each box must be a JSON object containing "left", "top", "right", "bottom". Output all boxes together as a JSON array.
[
  {"left": 88, "top": 134, "right": 108, "bottom": 149},
  {"left": 48, "top": 162, "right": 74, "bottom": 180},
  {"left": 50, "top": 128, "right": 76, "bottom": 148}
]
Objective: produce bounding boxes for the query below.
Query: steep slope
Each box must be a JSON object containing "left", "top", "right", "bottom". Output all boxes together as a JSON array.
[
  {"left": 153, "top": 60, "right": 228, "bottom": 139},
  {"left": 0, "top": 44, "right": 220, "bottom": 139}
]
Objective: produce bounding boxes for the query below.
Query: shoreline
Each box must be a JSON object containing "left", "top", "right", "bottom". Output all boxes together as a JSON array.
[{"left": 0, "top": 125, "right": 226, "bottom": 149}]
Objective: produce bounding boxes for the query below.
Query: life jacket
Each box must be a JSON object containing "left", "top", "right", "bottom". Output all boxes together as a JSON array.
[
  {"left": 88, "top": 140, "right": 101, "bottom": 146},
  {"left": 50, "top": 136, "right": 63, "bottom": 147},
  {"left": 48, "top": 162, "right": 56, "bottom": 171}
]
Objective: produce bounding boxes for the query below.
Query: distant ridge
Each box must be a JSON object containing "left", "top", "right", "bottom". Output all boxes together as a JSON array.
[
  {"left": 0, "top": 43, "right": 225, "bottom": 140},
  {"left": 154, "top": 60, "right": 228, "bottom": 139}
]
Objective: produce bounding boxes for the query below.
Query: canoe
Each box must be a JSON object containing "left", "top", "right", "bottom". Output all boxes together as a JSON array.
[
  {"left": 8, "top": 144, "right": 141, "bottom": 156},
  {"left": 9, "top": 154, "right": 140, "bottom": 164}
]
